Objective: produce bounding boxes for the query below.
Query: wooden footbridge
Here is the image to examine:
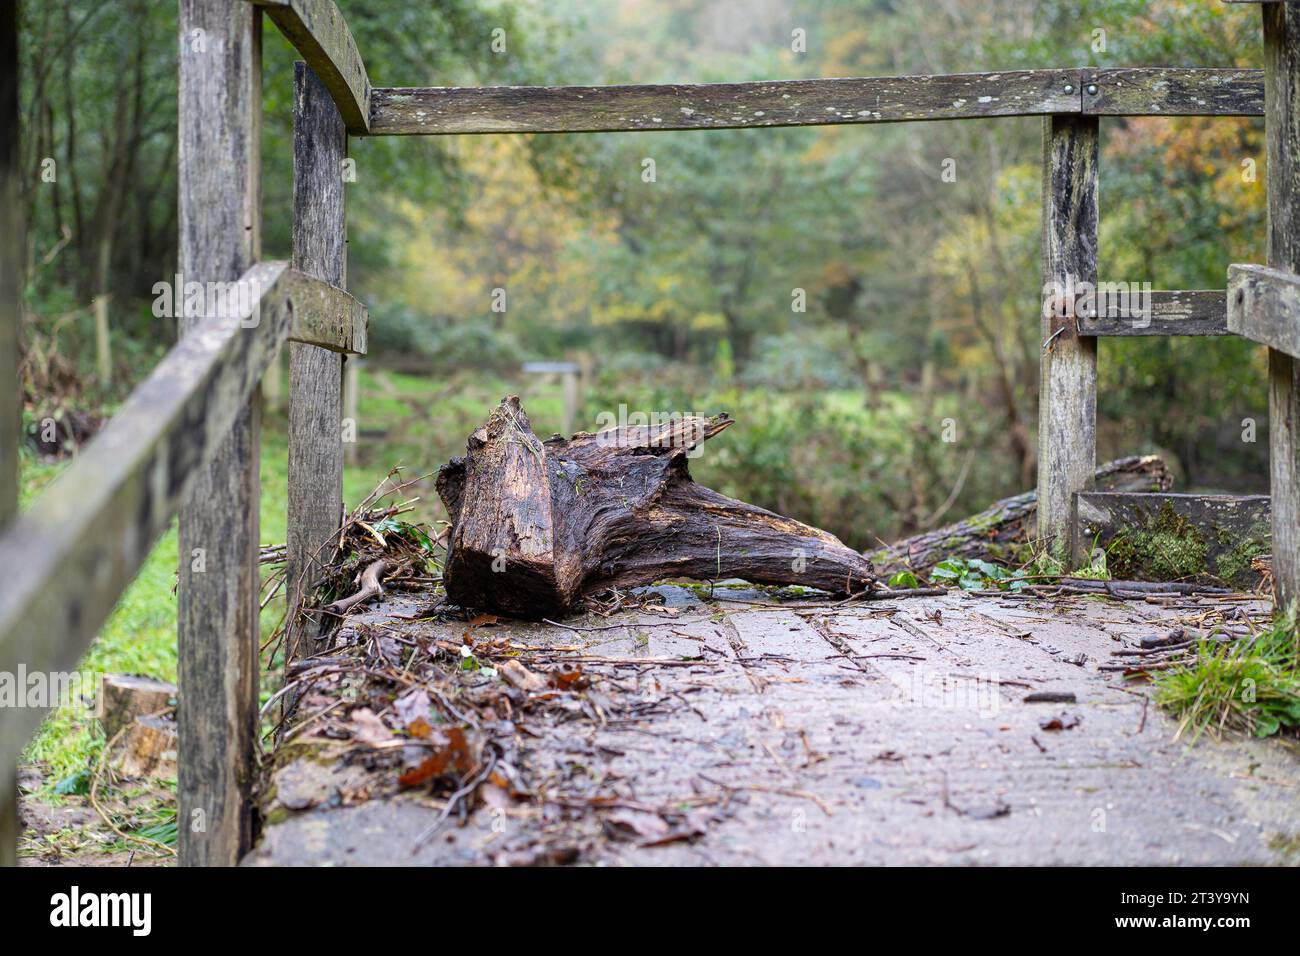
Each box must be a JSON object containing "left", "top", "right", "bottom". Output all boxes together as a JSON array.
[{"left": 2, "top": 0, "right": 1300, "bottom": 866}]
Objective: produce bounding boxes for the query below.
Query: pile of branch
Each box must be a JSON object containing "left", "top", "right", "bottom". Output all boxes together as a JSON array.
[{"left": 257, "top": 471, "right": 444, "bottom": 658}]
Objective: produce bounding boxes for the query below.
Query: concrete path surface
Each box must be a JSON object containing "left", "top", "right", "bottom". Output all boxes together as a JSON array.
[{"left": 246, "top": 585, "right": 1300, "bottom": 866}]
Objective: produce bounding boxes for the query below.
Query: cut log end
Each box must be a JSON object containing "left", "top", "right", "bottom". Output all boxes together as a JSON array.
[
  {"left": 98, "top": 674, "right": 177, "bottom": 741},
  {"left": 437, "top": 397, "right": 877, "bottom": 618},
  {"left": 115, "top": 714, "right": 179, "bottom": 779}
]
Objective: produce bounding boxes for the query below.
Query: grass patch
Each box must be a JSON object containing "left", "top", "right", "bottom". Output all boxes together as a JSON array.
[
  {"left": 1153, "top": 607, "right": 1300, "bottom": 742},
  {"left": 18, "top": 366, "right": 571, "bottom": 802}
]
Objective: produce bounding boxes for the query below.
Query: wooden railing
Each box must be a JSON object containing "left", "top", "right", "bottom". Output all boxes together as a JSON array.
[{"left": 1, "top": 0, "right": 1295, "bottom": 866}]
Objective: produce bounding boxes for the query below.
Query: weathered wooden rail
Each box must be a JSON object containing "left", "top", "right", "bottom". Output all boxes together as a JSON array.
[{"left": 0, "top": 0, "right": 1295, "bottom": 866}]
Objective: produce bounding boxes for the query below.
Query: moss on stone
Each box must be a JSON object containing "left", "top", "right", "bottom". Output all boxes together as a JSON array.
[
  {"left": 1214, "top": 519, "right": 1269, "bottom": 586},
  {"left": 1105, "top": 500, "right": 1208, "bottom": 581}
]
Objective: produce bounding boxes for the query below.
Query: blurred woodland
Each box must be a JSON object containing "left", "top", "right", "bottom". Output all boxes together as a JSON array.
[{"left": 17, "top": 0, "right": 1270, "bottom": 550}]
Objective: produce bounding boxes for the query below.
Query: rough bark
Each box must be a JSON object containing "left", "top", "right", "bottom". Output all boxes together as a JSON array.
[
  {"left": 437, "top": 397, "right": 877, "bottom": 618},
  {"left": 869, "top": 455, "right": 1172, "bottom": 576}
]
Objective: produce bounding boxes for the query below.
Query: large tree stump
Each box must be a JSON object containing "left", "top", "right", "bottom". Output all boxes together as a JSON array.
[{"left": 437, "top": 397, "right": 877, "bottom": 618}]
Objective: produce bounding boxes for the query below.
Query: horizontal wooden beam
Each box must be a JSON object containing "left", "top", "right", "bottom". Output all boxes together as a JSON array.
[
  {"left": 1078, "top": 289, "right": 1229, "bottom": 336},
  {"left": 1228, "top": 264, "right": 1300, "bottom": 358},
  {"left": 1073, "top": 491, "right": 1271, "bottom": 589},
  {"left": 0, "top": 260, "right": 299, "bottom": 782},
  {"left": 1083, "top": 68, "right": 1264, "bottom": 116},
  {"left": 250, "top": 0, "right": 370, "bottom": 134},
  {"left": 285, "top": 268, "right": 367, "bottom": 354},
  {"left": 367, "top": 70, "right": 1083, "bottom": 136}
]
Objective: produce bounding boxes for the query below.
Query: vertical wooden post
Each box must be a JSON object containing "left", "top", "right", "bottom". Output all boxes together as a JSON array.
[
  {"left": 343, "top": 357, "right": 359, "bottom": 466},
  {"left": 285, "top": 61, "right": 346, "bottom": 665},
  {"left": 177, "top": 0, "right": 262, "bottom": 867},
  {"left": 263, "top": 351, "right": 283, "bottom": 412},
  {"left": 0, "top": 0, "right": 21, "bottom": 868},
  {"left": 1264, "top": 3, "right": 1300, "bottom": 611},
  {"left": 561, "top": 367, "right": 579, "bottom": 436},
  {"left": 1038, "top": 113, "right": 1099, "bottom": 560}
]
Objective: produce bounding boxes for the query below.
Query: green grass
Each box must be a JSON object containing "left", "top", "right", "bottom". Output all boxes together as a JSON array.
[
  {"left": 19, "top": 366, "right": 569, "bottom": 794},
  {"left": 21, "top": 434, "right": 288, "bottom": 788},
  {"left": 1153, "top": 608, "right": 1300, "bottom": 742}
]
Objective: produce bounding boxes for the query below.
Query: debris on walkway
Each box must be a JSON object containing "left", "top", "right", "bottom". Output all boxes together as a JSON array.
[
  {"left": 435, "top": 397, "right": 877, "bottom": 618},
  {"left": 248, "top": 581, "right": 1300, "bottom": 866}
]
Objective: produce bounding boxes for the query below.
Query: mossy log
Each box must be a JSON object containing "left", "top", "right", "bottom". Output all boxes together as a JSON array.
[
  {"left": 869, "top": 455, "right": 1173, "bottom": 576},
  {"left": 436, "top": 397, "right": 878, "bottom": 618}
]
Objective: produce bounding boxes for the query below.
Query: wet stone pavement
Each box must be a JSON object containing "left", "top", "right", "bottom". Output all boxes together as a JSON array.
[{"left": 245, "top": 585, "right": 1300, "bottom": 866}]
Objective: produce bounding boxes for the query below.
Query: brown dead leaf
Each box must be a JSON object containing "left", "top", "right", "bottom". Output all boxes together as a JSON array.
[
  {"left": 548, "top": 667, "right": 585, "bottom": 690},
  {"left": 500, "top": 659, "right": 547, "bottom": 692},
  {"left": 398, "top": 725, "right": 478, "bottom": 788},
  {"left": 349, "top": 708, "right": 393, "bottom": 746},
  {"left": 1038, "top": 712, "right": 1082, "bottom": 731}
]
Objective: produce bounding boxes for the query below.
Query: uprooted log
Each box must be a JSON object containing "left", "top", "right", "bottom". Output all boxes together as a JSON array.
[
  {"left": 436, "top": 397, "right": 878, "bottom": 618},
  {"left": 868, "top": 455, "right": 1173, "bottom": 576}
]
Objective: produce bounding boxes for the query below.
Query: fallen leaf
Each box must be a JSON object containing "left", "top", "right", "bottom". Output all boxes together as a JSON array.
[
  {"left": 500, "top": 659, "right": 547, "bottom": 692},
  {"left": 349, "top": 708, "right": 393, "bottom": 746},
  {"left": 548, "top": 667, "right": 585, "bottom": 689},
  {"left": 394, "top": 688, "right": 432, "bottom": 727},
  {"left": 1038, "top": 712, "right": 1082, "bottom": 731},
  {"left": 398, "top": 725, "right": 478, "bottom": 788}
]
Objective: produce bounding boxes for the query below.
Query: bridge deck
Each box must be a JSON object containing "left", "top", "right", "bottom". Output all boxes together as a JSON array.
[{"left": 246, "top": 586, "right": 1299, "bottom": 866}]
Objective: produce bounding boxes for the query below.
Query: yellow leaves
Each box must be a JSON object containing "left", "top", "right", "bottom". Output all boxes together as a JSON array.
[
  {"left": 690, "top": 312, "right": 726, "bottom": 332},
  {"left": 357, "top": 134, "right": 621, "bottom": 332},
  {"left": 821, "top": 260, "right": 857, "bottom": 288}
]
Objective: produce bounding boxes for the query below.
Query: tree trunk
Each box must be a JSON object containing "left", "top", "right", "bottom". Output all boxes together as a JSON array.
[
  {"left": 868, "top": 455, "right": 1172, "bottom": 576},
  {"left": 437, "top": 397, "right": 877, "bottom": 618}
]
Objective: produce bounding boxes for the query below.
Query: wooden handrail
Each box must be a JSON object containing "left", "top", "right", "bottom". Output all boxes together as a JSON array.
[
  {"left": 1078, "top": 290, "right": 1230, "bottom": 337},
  {"left": 368, "top": 70, "right": 1084, "bottom": 135},
  {"left": 0, "top": 260, "right": 310, "bottom": 795},
  {"left": 1228, "top": 264, "right": 1300, "bottom": 359},
  {"left": 1082, "top": 68, "right": 1263, "bottom": 115},
  {"left": 250, "top": 0, "right": 371, "bottom": 133},
  {"left": 286, "top": 267, "right": 368, "bottom": 354},
  {"left": 367, "top": 67, "right": 1264, "bottom": 136}
]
